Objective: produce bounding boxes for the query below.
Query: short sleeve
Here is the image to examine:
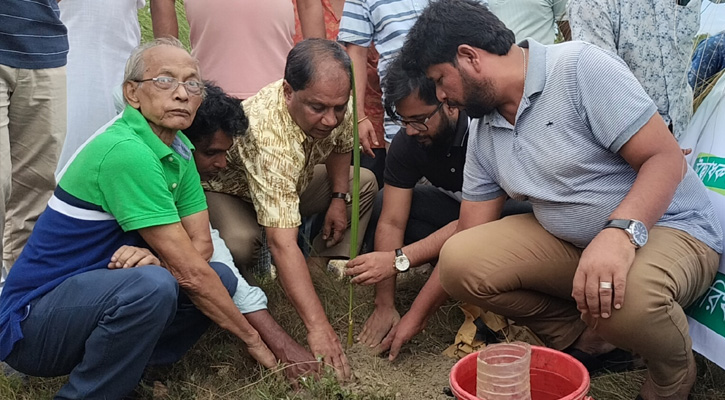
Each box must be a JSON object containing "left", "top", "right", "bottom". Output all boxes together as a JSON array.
[
  {"left": 240, "top": 133, "right": 302, "bottom": 228},
  {"left": 175, "top": 156, "right": 208, "bottom": 219},
  {"left": 209, "top": 227, "right": 267, "bottom": 313},
  {"left": 97, "top": 141, "right": 180, "bottom": 231},
  {"left": 337, "top": 0, "right": 374, "bottom": 47},
  {"left": 575, "top": 45, "right": 658, "bottom": 153},
  {"left": 383, "top": 133, "right": 423, "bottom": 189},
  {"left": 461, "top": 120, "right": 506, "bottom": 202}
]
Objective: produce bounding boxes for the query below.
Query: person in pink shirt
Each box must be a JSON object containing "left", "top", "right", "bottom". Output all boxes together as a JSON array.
[{"left": 154, "top": 0, "right": 325, "bottom": 99}]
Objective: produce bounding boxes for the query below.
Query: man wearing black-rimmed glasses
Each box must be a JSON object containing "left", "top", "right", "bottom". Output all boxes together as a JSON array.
[{"left": 345, "top": 57, "right": 530, "bottom": 358}]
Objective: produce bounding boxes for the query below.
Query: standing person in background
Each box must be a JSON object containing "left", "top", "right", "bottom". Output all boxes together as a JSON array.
[
  {"left": 1, "top": 0, "right": 68, "bottom": 274},
  {"left": 337, "top": 0, "right": 488, "bottom": 152},
  {"left": 56, "top": 0, "right": 178, "bottom": 174},
  {"left": 488, "top": 0, "right": 570, "bottom": 44},
  {"left": 294, "top": 0, "right": 387, "bottom": 189},
  {"left": 569, "top": 0, "right": 700, "bottom": 140},
  {"left": 151, "top": 0, "right": 324, "bottom": 100}
]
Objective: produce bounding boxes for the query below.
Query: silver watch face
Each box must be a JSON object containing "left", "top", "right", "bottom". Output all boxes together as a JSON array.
[
  {"left": 395, "top": 256, "right": 410, "bottom": 272},
  {"left": 629, "top": 220, "right": 648, "bottom": 247}
]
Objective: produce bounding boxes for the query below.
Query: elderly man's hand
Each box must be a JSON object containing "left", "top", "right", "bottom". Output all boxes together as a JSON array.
[
  {"left": 345, "top": 251, "right": 397, "bottom": 285},
  {"left": 322, "top": 199, "right": 347, "bottom": 248},
  {"left": 108, "top": 245, "right": 160, "bottom": 269},
  {"left": 245, "top": 333, "right": 278, "bottom": 369},
  {"left": 307, "top": 325, "right": 351, "bottom": 380}
]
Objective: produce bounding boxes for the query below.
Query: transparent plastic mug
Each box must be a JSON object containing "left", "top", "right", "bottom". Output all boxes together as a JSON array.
[{"left": 476, "top": 342, "right": 532, "bottom": 400}]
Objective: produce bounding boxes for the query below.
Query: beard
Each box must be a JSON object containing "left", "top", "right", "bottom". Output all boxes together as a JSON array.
[
  {"left": 423, "top": 117, "right": 458, "bottom": 156},
  {"left": 460, "top": 71, "right": 497, "bottom": 118}
]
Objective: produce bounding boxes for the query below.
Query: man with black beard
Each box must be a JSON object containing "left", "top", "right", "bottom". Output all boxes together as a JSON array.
[{"left": 345, "top": 58, "right": 530, "bottom": 358}]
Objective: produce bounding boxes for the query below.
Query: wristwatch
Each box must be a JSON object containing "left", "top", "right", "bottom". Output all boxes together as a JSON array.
[
  {"left": 603, "top": 219, "right": 648, "bottom": 248},
  {"left": 331, "top": 192, "right": 351, "bottom": 204},
  {"left": 394, "top": 248, "right": 410, "bottom": 273}
]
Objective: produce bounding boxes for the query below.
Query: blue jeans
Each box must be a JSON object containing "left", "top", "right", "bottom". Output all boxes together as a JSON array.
[{"left": 5, "top": 262, "right": 236, "bottom": 400}]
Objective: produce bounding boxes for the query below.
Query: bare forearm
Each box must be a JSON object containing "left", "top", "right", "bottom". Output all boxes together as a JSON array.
[
  {"left": 185, "top": 280, "right": 259, "bottom": 342},
  {"left": 139, "top": 225, "right": 259, "bottom": 343},
  {"left": 297, "top": 0, "right": 326, "bottom": 39},
  {"left": 346, "top": 44, "right": 369, "bottom": 115},
  {"left": 374, "top": 220, "right": 405, "bottom": 251},
  {"left": 407, "top": 268, "right": 449, "bottom": 322},
  {"left": 457, "top": 196, "right": 506, "bottom": 232},
  {"left": 268, "top": 231, "right": 330, "bottom": 331},
  {"left": 401, "top": 220, "right": 457, "bottom": 267},
  {"left": 609, "top": 152, "right": 683, "bottom": 228},
  {"left": 325, "top": 152, "right": 351, "bottom": 193},
  {"left": 150, "top": 0, "right": 179, "bottom": 38},
  {"left": 245, "top": 310, "right": 295, "bottom": 357}
]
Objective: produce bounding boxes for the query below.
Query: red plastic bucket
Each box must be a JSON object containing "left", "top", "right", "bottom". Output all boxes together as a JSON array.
[{"left": 450, "top": 346, "right": 592, "bottom": 400}]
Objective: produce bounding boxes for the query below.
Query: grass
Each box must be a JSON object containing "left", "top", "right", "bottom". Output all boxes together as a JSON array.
[
  {"left": 2, "top": 2, "right": 724, "bottom": 399},
  {"left": 4, "top": 257, "right": 725, "bottom": 399}
]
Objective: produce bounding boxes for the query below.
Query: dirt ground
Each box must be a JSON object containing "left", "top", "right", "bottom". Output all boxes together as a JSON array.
[
  {"left": 307, "top": 257, "right": 465, "bottom": 399},
  {"left": 344, "top": 344, "right": 457, "bottom": 399}
]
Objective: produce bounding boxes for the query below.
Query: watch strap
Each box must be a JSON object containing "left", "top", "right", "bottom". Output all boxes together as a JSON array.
[
  {"left": 395, "top": 248, "right": 404, "bottom": 257},
  {"left": 604, "top": 219, "right": 630, "bottom": 230},
  {"left": 331, "top": 192, "right": 348, "bottom": 200}
]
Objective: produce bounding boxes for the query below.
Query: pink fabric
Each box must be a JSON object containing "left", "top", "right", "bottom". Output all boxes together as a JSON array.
[{"left": 185, "top": 0, "right": 295, "bottom": 99}]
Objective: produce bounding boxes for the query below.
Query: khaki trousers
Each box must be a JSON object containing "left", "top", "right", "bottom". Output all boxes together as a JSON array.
[
  {"left": 206, "top": 165, "right": 378, "bottom": 278},
  {"left": 0, "top": 65, "right": 66, "bottom": 272},
  {"left": 438, "top": 213, "right": 719, "bottom": 396}
]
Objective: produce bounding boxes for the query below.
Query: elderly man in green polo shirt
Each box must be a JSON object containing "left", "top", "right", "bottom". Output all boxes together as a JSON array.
[{"left": 0, "top": 38, "right": 277, "bottom": 399}]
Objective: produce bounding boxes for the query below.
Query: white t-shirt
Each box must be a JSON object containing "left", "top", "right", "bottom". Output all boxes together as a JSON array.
[{"left": 57, "top": 0, "right": 145, "bottom": 175}]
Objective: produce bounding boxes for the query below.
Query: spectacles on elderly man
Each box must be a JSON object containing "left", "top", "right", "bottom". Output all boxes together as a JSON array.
[
  {"left": 134, "top": 76, "right": 205, "bottom": 96},
  {"left": 392, "top": 102, "right": 443, "bottom": 132}
]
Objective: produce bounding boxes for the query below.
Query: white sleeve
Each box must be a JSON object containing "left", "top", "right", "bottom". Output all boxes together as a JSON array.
[{"left": 210, "top": 225, "right": 268, "bottom": 313}]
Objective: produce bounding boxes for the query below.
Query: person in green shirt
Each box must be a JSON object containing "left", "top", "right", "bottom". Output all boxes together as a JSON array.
[{"left": 0, "top": 38, "right": 276, "bottom": 399}]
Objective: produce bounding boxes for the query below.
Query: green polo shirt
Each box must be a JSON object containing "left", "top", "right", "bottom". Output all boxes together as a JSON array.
[{"left": 58, "top": 105, "right": 207, "bottom": 231}]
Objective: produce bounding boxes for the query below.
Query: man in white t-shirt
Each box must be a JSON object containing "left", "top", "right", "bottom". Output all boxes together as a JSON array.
[{"left": 56, "top": 0, "right": 176, "bottom": 174}]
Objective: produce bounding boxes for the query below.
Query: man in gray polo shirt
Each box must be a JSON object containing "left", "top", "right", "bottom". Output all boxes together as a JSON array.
[{"left": 400, "top": 1, "right": 722, "bottom": 399}]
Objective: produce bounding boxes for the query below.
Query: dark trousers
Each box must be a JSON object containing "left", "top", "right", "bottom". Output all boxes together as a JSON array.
[
  {"left": 363, "top": 184, "right": 462, "bottom": 252},
  {"left": 5, "top": 262, "right": 236, "bottom": 400},
  {"left": 363, "top": 184, "right": 533, "bottom": 253}
]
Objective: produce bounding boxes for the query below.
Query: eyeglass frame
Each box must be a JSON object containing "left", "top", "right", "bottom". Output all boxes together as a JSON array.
[
  {"left": 392, "top": 102, "right": 444, "bottom": 132},
  {"left": 133, "top": 76, "right": 205, "bottom": 96}
]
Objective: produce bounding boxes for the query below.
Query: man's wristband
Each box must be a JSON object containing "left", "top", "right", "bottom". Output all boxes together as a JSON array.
[{"left": 331, "top": 192, "right": 351, "bottom": 203}]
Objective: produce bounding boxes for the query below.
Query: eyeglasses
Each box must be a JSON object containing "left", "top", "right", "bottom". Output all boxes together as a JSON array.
[
  {"left": 393, "top": 102, "right": 443, "bottom": 132},
  {"left": 134, "top": 76, "right": 205, "bottom": 96}
]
